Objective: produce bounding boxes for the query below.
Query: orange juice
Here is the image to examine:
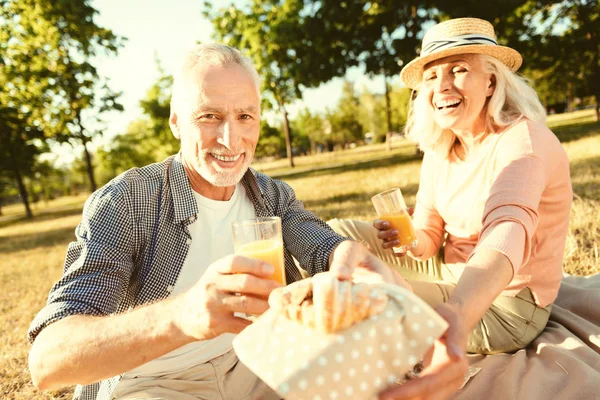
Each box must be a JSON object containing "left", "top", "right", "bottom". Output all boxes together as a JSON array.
[
  {"left": 236, "top": 239, "right": 286, "bottom": 285},
  {"left": 381, "top": 211, "right": 417, "bottom": 247}
]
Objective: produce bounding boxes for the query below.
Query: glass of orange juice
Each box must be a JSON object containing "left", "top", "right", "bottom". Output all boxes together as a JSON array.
[
  {"left": 371, "top": 188, "right": 418, "bottom": 252},
  {"left": 232, "top": 217, "right": 286, "bottom": 286}
]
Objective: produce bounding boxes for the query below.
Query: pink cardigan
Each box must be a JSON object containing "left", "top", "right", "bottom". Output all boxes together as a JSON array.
[{"left": 411, "top": 120, "right": 572, "bottom": 307}]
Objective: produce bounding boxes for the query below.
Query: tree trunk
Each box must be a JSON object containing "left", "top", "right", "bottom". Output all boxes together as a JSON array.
[
  {"left": 595, "top": 93, "right": 600, "bottom": 122},
  {"left": 566, "top": 82, "right": 574, "bottom": 113},
  {"left": 14, "top": 165, "right": 32, "bottom": 218},
  {"left": 384, "top": 76, "right": 393, "bottom": 152},
  {"left": 28, "top": 177, "right": 36, "bottom": 207},
  {"left": 309, "top": 137, "right": 317, "bottom": 155},
  {"left": 278, "top": 101, "right": 295, "bottom": 168},
  {"left": 82, "top": 140, "right": 97, "bottom": 192}
]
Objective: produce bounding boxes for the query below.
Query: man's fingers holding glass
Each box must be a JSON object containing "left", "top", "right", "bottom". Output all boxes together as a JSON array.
[
  {"left": 215, "top": 272, "right": 282, "bottom": 299},
  {"left": 222, "top": 294, "right": 270, "bottom": 315}
]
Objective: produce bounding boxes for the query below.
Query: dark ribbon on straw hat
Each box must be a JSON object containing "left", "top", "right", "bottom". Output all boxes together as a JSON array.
[{"left": 421, "top": 34, "right": 498, "bottom": 56}]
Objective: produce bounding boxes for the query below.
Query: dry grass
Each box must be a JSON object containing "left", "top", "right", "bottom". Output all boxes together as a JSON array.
[
  {"left": 1, "top": 110, "right": 598, "bottom": 399},
  {"left": 1, "top": 201, "right": 84, "bottom": 399}
]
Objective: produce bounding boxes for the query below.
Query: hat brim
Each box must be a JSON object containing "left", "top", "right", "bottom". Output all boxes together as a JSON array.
[{"left": 399, "top": 45, "right": 522, "bottom": 89}]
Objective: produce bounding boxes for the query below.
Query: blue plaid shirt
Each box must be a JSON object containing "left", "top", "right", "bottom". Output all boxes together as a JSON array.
[{"left": 28, "top": 154, "right": 346, "bottom": 400}]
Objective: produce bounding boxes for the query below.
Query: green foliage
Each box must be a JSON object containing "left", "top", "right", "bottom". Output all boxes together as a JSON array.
[
  {"left": 0, "top": 0, "right": 123, "bottom": 212},
  {"left": 139, "top": 63, "right": 179, "bottom": 156},
  {"left": 443, "top": 0, "right": 600, "bottom": 118},
  {"left": 95, "top": 63, "right": 181, "bottom": 184},
  {"left": 357, "top": 83, "right": 411, "bottom": 141},
  {"left": 531, "top": 0, "right": 600, "bottom": 117},
  {"left": 29, "top": 160, "right": 71, "bottom": 202},
  {"left": 0, "top": 107, "right": 45, "bottom": 217},
  {"left": 0, "top": 107, "right": 44, "bottom": 180},
  {"left": 292, "top": 109, "right": 327, "bottom": 154},
  {"left": 204, "top": 0, "right": 387, "bottom": 165},
  {"left": 255, "top": 120, "right": 286, "bottom": 159},
  {"left": 95, "top": 120, "right": 158, "bottom": 185},
  {"left": 326, "top": 81, "right": 364, "bottom": 147}
]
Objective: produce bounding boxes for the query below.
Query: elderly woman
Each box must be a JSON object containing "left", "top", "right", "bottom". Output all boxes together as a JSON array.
[{"left": 329, "top": 17, "right": 572, "bottom": 399}]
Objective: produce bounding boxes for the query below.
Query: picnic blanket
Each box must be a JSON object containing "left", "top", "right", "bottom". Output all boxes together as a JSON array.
[{"left": 455, "top": 274, "right": 600, "bottom": 400}]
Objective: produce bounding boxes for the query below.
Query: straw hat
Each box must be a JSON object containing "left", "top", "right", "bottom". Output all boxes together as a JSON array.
[{"left": 400, "top": 18, "right": 522, "bottom": 89}]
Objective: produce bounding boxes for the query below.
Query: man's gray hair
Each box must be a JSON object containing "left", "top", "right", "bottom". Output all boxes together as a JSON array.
[{"left": 171, "top": 43, "right": 261, "bottom": 111}]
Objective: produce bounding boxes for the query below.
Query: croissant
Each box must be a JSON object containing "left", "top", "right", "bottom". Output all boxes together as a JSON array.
[{"left": 270, "top": 271, "right": 388, "bottom": 333}]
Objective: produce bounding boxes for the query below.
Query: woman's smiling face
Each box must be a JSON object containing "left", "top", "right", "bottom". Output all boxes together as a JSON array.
[{"left": 422, "top": 54, "right": 495, "bottom": 134}]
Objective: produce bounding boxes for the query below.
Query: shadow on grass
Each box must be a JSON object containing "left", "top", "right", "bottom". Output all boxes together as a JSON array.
[
  {"left": 0, "top": 225, "right": 76, "bottom": 254},
  {"left": 553, "top": 120, "right": 600, "bottom": 143},
  {"left": 570, "top": 155, "right": 600, "bottom": 200},
  {"left": 305, "top": 192, "right": 373, "bottom": 210},
  {"left": 306, "top": 183, "right": 420, "bottom": 210},
  {"left": 0, "top": 206, "right": 83, "bottom": 230},
  {"left": 272, "top": 152, "right": 422, "bottom": 181},
  {"left": 550, "top": 113, "right": 597, "bottom": 127}
]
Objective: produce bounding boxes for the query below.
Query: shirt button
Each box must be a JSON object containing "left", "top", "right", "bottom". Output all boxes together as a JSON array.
[
  {"left": 186, "top": 238, "right": 192, "bottom": 245},
  {"left": 188, "top": 216, "right": 194, "bottom": 223},
  {"left": 167, "top": 285, "right": 174, "bottom": 293}
]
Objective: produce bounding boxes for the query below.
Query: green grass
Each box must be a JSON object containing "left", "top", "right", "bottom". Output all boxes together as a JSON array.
[{"left": 1, "top": 109, "right": 598, "bottom": 399}]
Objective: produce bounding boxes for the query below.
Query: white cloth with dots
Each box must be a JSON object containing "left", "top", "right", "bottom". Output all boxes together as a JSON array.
[{"left": 233, "top": 283, "right": 448, "bottom": 399}]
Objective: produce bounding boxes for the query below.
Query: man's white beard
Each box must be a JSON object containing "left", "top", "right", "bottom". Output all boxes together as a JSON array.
[{"left": 196, "top": 152, "right": 252, "bottom": 187}]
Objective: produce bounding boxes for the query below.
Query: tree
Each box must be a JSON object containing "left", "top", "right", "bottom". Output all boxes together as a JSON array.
[
  {"left": 95, "top": 120, "right": 159, "bottom": 185},
  {"left": 293, "top": 1, "right": 435, "bottom": 151},
  {"left": 0, "top": 107, "right": 44, "bottom": 218},
  {"left": 0, "top": 0, "right": 123, "bottom": 214},
  {"left": 0, "top": 175, "right": 11, "bottom": 216},
  {"left": 356, "top": 83, "right": 411, "bottom": 142},
  {"left": 255, "top": 120, "right": 286, "bottom": 159},
  {"left": 55, "top": 77, "right": 124, "bottom": 192},
  {"left": 204, "top": 1, "right": 302, "bottom": 167},
  {"left": 326, "top": 81, "right": 364, "bottom": 148},
  {"left": 292, "top": 109, "right": 326, "bottom": 154},
  {"left": 33, "top": 160, "right": 70, "bottom": 203},
  {"left": 95, "top": 65, "right": 185, "bottom": 185},
  {"left": 139, "top": 62, "right": 179, "bottom": 157},
  {"left": 204, "top": 0, "right": 366, "bottom": 167},
  {"left": 529, "top": 1, "right": 599, "bottom": 120},
  {"left": 440, "top": 0, "right": 599, "bottom": 120}
]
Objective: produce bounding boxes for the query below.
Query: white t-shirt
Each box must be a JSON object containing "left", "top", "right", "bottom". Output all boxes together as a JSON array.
[{"left": 121, "top": 183, "right": 256, "bottom": 379}]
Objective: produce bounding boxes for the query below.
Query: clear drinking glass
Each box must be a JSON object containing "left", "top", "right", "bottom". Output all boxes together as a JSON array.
[
  {"left": 232, "top": 217, "right": 286, "bottom": 285},
  {"left": 371, "top": 188, "right": 418, "bottom": 252}
]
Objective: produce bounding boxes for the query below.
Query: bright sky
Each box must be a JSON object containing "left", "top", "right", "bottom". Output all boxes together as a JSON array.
[{"left": 47, "top": 0, "right": 402, "bottom": 165}]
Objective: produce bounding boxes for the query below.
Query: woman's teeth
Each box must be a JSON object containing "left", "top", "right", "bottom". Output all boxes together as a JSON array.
[{"left": 436, "top": 99, "right": 461, "bottom": 109}]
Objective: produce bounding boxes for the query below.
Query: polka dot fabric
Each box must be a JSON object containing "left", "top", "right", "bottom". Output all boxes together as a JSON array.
[{"left": 233, "top": 283, "right": 448, "bottom": 399}]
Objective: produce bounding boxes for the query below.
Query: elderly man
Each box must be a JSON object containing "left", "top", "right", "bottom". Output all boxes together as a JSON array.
[{"left": 27, "top": 44, "right": 405, "bottom": 400}]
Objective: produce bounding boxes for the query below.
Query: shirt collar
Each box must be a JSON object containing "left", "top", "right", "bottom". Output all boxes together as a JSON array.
[
  {"left": 168, "top": 153, "right": 198, "bottom": 224},
  {"left": 241, "top": 168, "right": 267, "bottom": 213}
]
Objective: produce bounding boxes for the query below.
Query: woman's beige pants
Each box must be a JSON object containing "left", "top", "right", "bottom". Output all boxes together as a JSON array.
[{"left": 328, "top": 218, "right": 551, "bottom": 354}]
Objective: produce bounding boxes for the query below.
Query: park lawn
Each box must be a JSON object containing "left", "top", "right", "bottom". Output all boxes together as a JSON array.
[{"left": 0, "top": 109, "right": 598, "bottom": 399}]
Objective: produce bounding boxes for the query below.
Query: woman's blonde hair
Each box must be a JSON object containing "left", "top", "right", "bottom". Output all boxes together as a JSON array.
[{"left": 404, "top": 54, "right": 546, "bottom": 157}]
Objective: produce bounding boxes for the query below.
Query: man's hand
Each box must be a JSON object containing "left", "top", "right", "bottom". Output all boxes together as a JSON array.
[
  {"left": 174, "top": 255, "right": 283, "bottom": 341},
  {"left": 329, "top": 240, "right": 412, "bottom": 290},
  {"left": 373, "top": 207, "right": 415, "bottom": 257},
  {"left": 379, "top": 303, "right": 469, "bottom": 400}
]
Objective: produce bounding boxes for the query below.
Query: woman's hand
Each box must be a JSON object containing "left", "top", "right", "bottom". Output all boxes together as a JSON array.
[
  {"left": 329, "top": 240, "right": 412, "bottom": 291},
  {"left": 373, "top": 207, "right": 414, "bottom": 257},
  {"left": 379, "top": 302, "right": 469, "bottom": 400}
]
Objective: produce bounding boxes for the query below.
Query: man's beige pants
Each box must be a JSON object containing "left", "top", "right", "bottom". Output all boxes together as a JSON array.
[
  {"left": 112, "top": 349, "right": 279, "bottom": 400},
  {"left": 328, "top": 218, "right": 552, "bottom": 355}
]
